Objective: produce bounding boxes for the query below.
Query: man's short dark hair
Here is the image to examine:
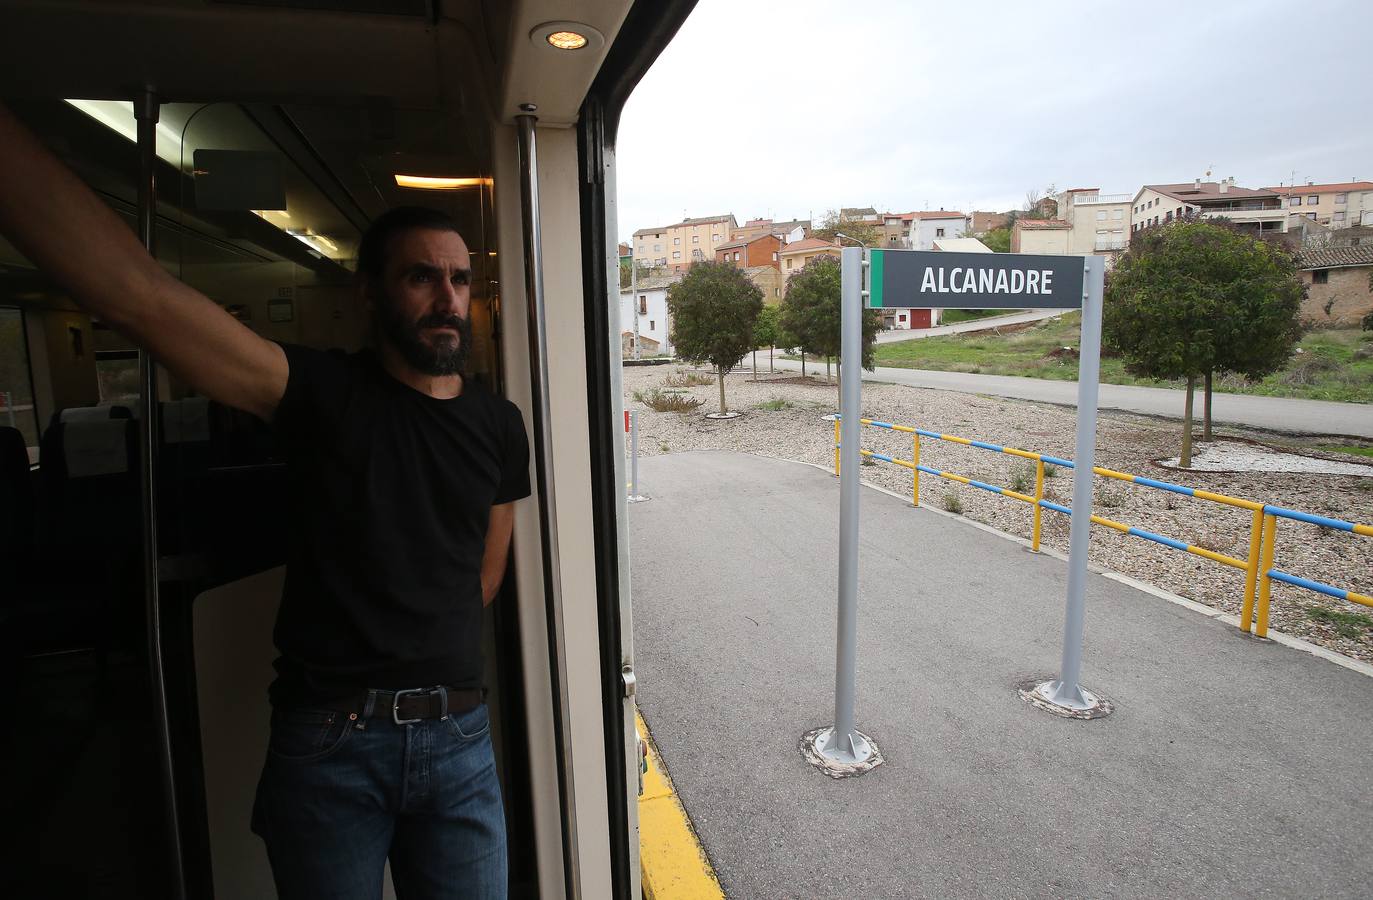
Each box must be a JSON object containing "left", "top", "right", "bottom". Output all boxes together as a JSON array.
[{"left": 356, "top": 206, "right": 463, "bottom": 283}]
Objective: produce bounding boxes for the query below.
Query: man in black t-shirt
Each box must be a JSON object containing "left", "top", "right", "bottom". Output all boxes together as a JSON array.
[{"left": 0, "top": 106, "right": 528, "bottom": 899}]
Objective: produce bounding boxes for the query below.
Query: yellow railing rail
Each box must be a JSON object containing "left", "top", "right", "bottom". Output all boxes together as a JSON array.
[{"left": 833, "top": 416, "right": 1371, "bottom": 638}]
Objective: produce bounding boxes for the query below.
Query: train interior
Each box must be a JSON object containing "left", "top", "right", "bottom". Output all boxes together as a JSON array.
[{"left": 0, "top": 0, "right": 677, "bottom": 896}]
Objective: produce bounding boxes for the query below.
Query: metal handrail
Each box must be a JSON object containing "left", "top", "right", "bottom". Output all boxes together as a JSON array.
[{"left": 833, "top": 415, "right": 1372, "bottom": 638}]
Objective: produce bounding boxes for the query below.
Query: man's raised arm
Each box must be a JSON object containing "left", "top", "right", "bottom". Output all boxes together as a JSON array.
[{"left": 0, "top": 104, "right": 288, "bottom": 421}]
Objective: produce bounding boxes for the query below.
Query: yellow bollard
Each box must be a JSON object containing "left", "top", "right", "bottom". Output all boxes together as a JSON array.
[
  {"left": 833, "top": 418, "right": 840, "bottom": 477},
  {"left": 1255, "top": 513, "right": 1278, "bottom": 638},
  {"left": 1032, "top": 459, "right": 1045, "bottom": 552},
  {"left": 912, "top": 433, "right": 921, "bottom": 507},
  {"left": 1239, "top": 507, "right": 1264, "bottom": 633}
]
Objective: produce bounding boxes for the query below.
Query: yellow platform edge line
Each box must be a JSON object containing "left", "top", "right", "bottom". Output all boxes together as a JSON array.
[{"left": 636, "top": 711, "right": 726, "bottom": 900}]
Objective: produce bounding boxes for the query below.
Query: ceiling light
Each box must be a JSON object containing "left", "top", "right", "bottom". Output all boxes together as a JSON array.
[
  {"left": 530, "top": 21, "right": 605, "bottom": 53},
  {"left": 546, "top": 30, "right": 588, "bottom": 50},
  {"left": 394, "top": 174, "right": 493, "bottom": 190}
]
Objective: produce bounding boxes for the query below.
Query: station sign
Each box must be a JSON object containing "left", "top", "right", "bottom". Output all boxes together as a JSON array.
[{"left": 867, "top": 249, "right": 1085, "bottom": 310}]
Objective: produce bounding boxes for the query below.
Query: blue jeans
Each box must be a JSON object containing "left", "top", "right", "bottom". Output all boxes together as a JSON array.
[{"left": 251, "top": 697, "right": 507, "bottom": 899}]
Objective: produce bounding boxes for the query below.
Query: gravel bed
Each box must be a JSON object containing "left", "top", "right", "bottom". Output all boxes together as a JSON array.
[{"left": 625, "top": 364, "right": 1373, "bottom": 663}]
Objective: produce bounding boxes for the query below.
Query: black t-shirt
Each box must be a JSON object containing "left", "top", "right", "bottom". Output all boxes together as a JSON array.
[{"left": 269, "top": 344, "right": 531, "bottom": 708}]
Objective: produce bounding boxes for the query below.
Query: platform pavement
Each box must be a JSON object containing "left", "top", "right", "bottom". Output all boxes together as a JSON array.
[{"left": 629, "top": 450, "right": 1373, "bottom": 899}]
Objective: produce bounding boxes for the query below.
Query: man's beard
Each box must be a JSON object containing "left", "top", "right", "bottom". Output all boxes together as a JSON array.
[{"left": 379, "top": 305, "right": 472, "bottom": 377}]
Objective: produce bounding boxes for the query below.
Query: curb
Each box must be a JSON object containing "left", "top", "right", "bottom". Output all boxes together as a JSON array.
[{"left": 636, "top": 711, "right": 725, "bottom": 900}]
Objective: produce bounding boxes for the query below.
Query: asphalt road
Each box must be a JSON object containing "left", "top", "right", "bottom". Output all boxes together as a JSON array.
[
  {"left": 631, "top": 451, "right": 1373, "bottom": 899},
  {"left": 766, "top": 357, "right": 1373, "bottom": 438}
]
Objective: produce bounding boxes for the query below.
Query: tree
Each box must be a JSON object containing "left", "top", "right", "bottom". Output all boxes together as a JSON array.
[
  {"left": 1104, "top": 220, "right": 1304, "bottom": 466},
  {"left": 779, "top": 256, "right": 882, "bottom": 383},
  {"left": 753, "top": 305, "right": 782, "bottom": 374},
  {"left": 980, "top": 227, "right": 1012, "bottom": 253},
  {"left": 667, "top": 262, "right": 763, "bottom": 415},
  {"left": 811, "top": 209, "right": 881, "bottom": 247}
]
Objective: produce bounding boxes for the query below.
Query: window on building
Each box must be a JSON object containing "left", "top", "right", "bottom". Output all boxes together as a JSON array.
[
  {"left": 1335, "top": 193, "right": 1347, "bottom": 204},
  {"left": 1113, "top": 209, "right": 1123, "bottom": 220},
  {"left": 936, "top": 227, "right": 945, "bottom": 237},
  {"left": 649, "top": 320, "right": 655, "bottom": 330},
  {"left": 1165, "top": 211, "right": 1173, "bottom": 222},
  {"left": 713, "top": 234, "right": 721, "bottom": 242},
  {"left": 774, "top": 287, "right": 780, "bottom": 297},
  {"left": 654, "top": 243, "right": 662, "bottom": 251},
  {"left": 772, "top": 252, "right": 778, "bottom": 261},
  {"left": 786, "top": 258, "right": 794, "bottom": 269},
  {"left": 1334, "top": 211, "right": 1346, "bottom": 223},
  {"left": 639, "top": 296, "right": 647, "bottom": 314},
  {"left": 1096, "top": 210, "right": 1106, "bottom": 221},
  {"left": 692, "top": 235, "right": 699, "bottom": 243},
  {"left": 673, "top": 237, "right": 680, "bottom": 246},
  {"left": 1289, "top": 197, "right": 1300, "bottom": 207},
  {"left": 673, "top": 251, "right": 681, "bottom": 259},
  {"left": 1307, "top": 213, "right": 1316, "bottom": 220},
  {"left": 1312, "top": 269, "right": 1329, "bottom": 284},
  {"left": 1308, "top": 195, "right": 1319, "bottom": 204},
  {"left": 693, "top": 249, "right": 703, "bottom": 260}
]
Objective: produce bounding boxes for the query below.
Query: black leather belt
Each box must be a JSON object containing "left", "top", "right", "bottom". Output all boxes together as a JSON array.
[{"left": 325, "top": 686, "right": 482, "bottom": 725}]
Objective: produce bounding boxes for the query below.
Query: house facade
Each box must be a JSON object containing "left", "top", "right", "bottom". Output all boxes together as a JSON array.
[
  {"left": 619, "top": 272, "right": 682, "bottom": 357},
  {"left": 632, "top": 214, "right": 738, "bottom": 273},
  {"left": 1011, "top": 218, "right": 1071, "bottom": 254},
  {"left": 744, "top": 266, "right": 786, "bottom": 305},
  {"left": 1131, "top": 180, "right": 1285, "bottom": 236},
  {"left": 970, "top": 211, "right": 1009, "bottom": 235},
  {"left": 1296, "top": 245, "right": 1373, "bottom": 326},
  {"left": 778, "top": 238, "right": 841, "bottom": 294},
  {"left": 1264, "top": 181, "right": 1373, "bottom": 230},
  {"left": 908, "top": 211, "right": 969, "bottom": 250},
  {"left": 715, "top": 233, "right": 781, "bottom": 269}
]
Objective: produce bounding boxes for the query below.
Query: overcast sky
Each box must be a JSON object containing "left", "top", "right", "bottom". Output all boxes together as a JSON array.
[{"left": 616, "top": 0, "right": 1372, "bottom": 241}]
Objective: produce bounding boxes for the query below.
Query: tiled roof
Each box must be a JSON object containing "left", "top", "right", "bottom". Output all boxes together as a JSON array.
[
  {"left": 1015, "top": 218, "right": 1069, "bottom": 229},
  {"left": 680, "top": 214, "right": 735, "bottom": 226},
  {"left": 1298, "top": 245, "right": 1373, "bottom": 270},
  {"left": 779, "top": 238, "right": 840, "bottom": 254},
  {"left": 1265, "top": 181, "right": 1373, "bottom": 195},
  {"left": 910, "top": 210, "right": 966, "bottom": 219},
  {"left": 632, "top": 226, "right": 665, "bottom": 237},
  {"left": 1146, "top": 182, "right": 1277, "bottom": 202},
  {"left": 620, "top": 272, "right": 684, "bottom": 292}
]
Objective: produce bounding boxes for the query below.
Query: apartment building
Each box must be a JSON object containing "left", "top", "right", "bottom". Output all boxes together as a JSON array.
[
  {"left": 731, "top": 217, "right": 810, "bottom": 244},
  {"left": 1131, "top": 180, "right": 1285, "bottom": 235},
  {"left": 908, "top": 211, "right": 969, "bottom": 250},
  {"left": 1264, "top": 181, "right": 1373, "bottom": 229},
  {"left": 879, "top": 212, "right": 914, "bottom": 248},
  {"left": 632, "top": 213, "right": 738, "bottom": 272},
  {"left": 1046, "top": 188, "right": 1131, "bottom": 254},
  {"left": 715, "top": 233, "right": 781, "bottom": 269}
]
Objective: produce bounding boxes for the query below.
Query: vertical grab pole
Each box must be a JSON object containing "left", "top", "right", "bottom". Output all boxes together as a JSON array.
[
  {"left": 135, "top": 90, "right": 186, "bottom": 900},
  {"left": 912, "top": 432, "right": 920, "bottom": 507},
  {"left": 806, "top": 246, "right": 878, "bottom": 770},
  {"left": 515, "top": 110, "right": 582, "bottom": 898},
  {"left": 1032, "top": 458, "right": 1045, "bottom": 552},
  {"left": 1255, "top": 513, "right": 1278, "bottom": 638},
  {"left": 1035, "top": 255, "right": 1107, "bottom": 714},
  {"left": 1240, "top": 506, "right": 1264, "bottom": 633}
]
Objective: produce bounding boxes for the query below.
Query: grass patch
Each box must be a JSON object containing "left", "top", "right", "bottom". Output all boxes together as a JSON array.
[
  {"left": 942, "top": 491, "right": 963, "bottom": 514},
  {"left": 940, "top": 308, "right": 1013, "bottom": 325},
  {"left": 1319, "top": 445, "right": 1373, "bottom": 457},
  {"left": 1305, "top": 605, "right": 1373, "bottom": 640},
  {"left": 633, "top": 388, "right": 705, "bottom": 413},
  {"left": 873, "top": 316, "right": 1373, "bottom": 403},
  {"left": 755, "top": 398, "right": 795, "bottom": 411}
]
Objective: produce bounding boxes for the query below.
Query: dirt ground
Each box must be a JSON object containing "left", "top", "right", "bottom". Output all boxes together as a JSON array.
[{"left": 623, "top": 363, "right": 1373, "bottom": 663}]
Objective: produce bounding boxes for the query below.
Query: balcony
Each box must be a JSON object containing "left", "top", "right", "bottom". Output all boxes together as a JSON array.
[
  {"left": 1094, "top": 239, "right": 1128, "bottom": 251},
  {"left": 1197, "top": 206, "right": 1287, "bottom": 229},
  {"left": 1072, "top": 192, "right": 1132, "bottom": 205}
]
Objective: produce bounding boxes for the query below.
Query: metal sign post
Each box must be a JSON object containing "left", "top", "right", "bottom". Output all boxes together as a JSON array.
[
  {"left": 803, "top": 248, "right": 1110, "bottom": 752},
  {"left": 804, "top": 246, "right": 881, "bottom": 776}
]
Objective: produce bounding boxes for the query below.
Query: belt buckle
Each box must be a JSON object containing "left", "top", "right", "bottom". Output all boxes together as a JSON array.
[{"left": 392, "top": 687, "right": 426, "bottom": 725}]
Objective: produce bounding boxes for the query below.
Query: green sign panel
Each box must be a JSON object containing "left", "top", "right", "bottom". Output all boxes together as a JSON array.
[{"left": 867, "top": 249, "right": 1086, "bottom": 310}]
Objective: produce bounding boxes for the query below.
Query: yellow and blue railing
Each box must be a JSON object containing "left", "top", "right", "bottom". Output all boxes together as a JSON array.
[{"left": 833, "top": 415, "right": 1371, "bottom": 637}]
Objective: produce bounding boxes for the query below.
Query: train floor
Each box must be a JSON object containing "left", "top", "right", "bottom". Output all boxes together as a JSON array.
[{"left": 629, "top": 450, "right": 1373, "bottom": 899}]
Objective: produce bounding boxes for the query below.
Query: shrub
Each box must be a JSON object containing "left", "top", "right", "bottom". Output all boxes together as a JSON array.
[
  {"left": 756, "top": 398, "right": 794, "bottom": 411},
  {"left": 664, "top": 370, "right": 715, "bottom": 387},
  {"left": 634, "top": 388, "right": 705, "bottom": 413},
  {"left": 942, "top": 491, "right": 963, "bottom": 514}
]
